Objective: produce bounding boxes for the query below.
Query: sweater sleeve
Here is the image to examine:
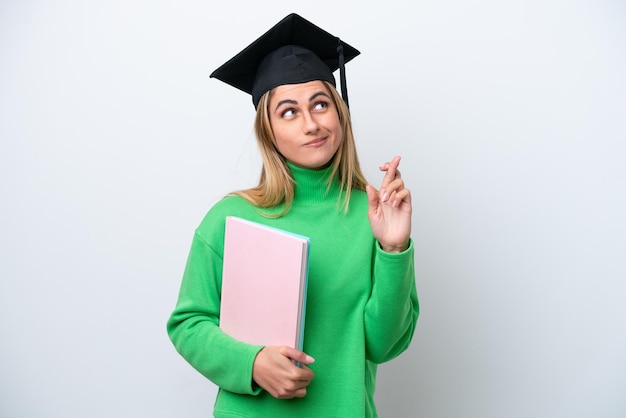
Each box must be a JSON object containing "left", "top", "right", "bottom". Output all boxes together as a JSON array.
[
  {"left": 363, "top": 239, "right": 419, "bottom": 364},
  {"left": 166, "top": 231, "right": 264, "bottom": 395}
]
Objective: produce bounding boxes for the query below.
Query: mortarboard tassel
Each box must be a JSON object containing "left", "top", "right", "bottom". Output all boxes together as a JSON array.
[{"left": 337, "top": 39, "right": 349, "bottom": 108}]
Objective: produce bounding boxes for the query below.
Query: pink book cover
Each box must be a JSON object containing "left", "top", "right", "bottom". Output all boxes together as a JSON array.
[{"left": 219, "top": 216, "right": 310, "bottom": 350}]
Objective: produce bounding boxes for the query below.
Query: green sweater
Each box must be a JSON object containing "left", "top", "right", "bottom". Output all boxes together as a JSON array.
[{"left": 167, "top": 163, "right": 419, "bottom": 417}]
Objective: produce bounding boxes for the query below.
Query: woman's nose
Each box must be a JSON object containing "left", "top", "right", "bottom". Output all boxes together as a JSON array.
[{"left": 302, "top": 112, "right": 320, "bottom": 134}]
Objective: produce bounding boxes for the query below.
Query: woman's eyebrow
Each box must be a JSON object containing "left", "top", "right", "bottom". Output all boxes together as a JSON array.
[
  {"left": 309, "top": 91, "right": 330, "bottom": 101},
  {"left": 274, "top": 99, "right": 297, "bottom": 112},
  {"left": 274, "top": 91, "right": 330, "bottom": 112}
]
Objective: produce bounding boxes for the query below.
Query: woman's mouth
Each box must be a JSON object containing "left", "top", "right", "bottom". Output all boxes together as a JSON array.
[{"left": 304, "top": 137, "right": 327, "bottom": 147}]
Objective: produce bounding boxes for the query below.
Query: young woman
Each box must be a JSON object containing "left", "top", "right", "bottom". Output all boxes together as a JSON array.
[{"left": 167, "top": 13, "right": 419, "bottom": 418}]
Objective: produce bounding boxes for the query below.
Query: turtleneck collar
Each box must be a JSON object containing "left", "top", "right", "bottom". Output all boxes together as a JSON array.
[{"left": 287, "top": 161, "right": 342, "bottom": 205}]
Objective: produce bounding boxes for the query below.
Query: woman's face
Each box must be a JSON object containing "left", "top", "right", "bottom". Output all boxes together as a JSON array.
[{"left": 268, "top": 80, "right": 342, "bottom": 170}]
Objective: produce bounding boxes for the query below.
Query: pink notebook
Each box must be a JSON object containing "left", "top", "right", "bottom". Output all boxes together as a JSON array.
[{"left": 219, "top": 216, "right": 310, "bottom": 350}]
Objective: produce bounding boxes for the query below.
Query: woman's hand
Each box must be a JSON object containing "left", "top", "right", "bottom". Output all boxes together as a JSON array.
[
  {"left": 252, "top": 346, "right": 315, "bottom": 399},
  {"left": 366, "top": 155, "right": 412, "bottom": 253}
]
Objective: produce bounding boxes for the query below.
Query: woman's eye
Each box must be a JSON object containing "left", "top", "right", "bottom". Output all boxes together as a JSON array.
[
  {"left": 282, "top": 108, "right": 296, "bottom": 118},
  {"left": 313, "top": 102, "right": 328, "bottom": 111}
]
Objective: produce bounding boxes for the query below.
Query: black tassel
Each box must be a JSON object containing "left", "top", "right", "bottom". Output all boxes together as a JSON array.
[{"left": 337, "top": 38, "right": 349, "bottom": 108}]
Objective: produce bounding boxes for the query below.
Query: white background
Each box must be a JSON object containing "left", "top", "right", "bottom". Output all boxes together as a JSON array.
[{"left": 1, "top": 1, "right": 625, "bottom": 417}]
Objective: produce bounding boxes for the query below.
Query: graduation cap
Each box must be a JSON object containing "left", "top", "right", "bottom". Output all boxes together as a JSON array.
[{"left": 210, "top": 13, "right": 360, "bottom": 108}]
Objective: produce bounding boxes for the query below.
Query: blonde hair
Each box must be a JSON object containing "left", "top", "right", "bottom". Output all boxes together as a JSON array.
[{"left": 230, "top": 81, "right": 367, "bottom": 216}]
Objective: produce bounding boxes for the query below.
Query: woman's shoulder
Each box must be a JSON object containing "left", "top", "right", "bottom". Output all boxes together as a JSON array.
[
  {"left": 206, "top": 194, "right": 256, "bottom": 216},
  {"left": 195, "top": 195, "right": 258, "bottom": 238}
]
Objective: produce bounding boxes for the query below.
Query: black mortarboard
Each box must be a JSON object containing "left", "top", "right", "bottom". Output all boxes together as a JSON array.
[{"left": 210, "top": 13, "right": 360, "bottom": 108}]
